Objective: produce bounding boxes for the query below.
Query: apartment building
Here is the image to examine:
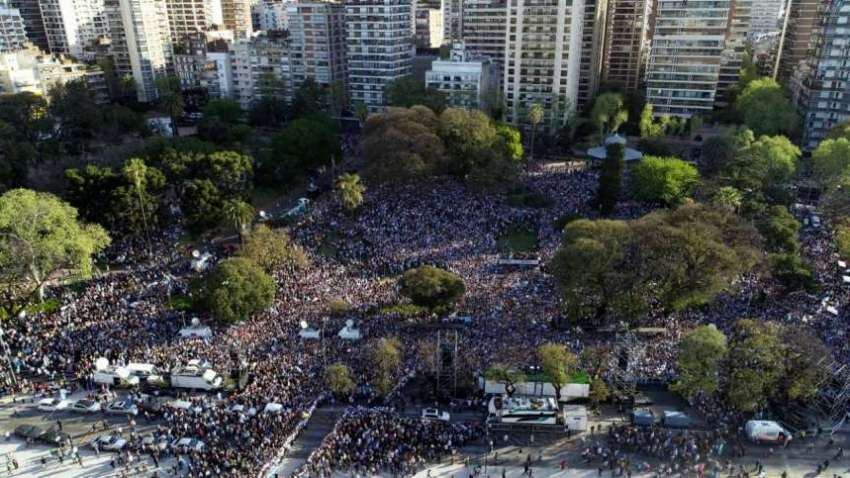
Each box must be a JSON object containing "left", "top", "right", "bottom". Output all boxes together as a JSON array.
[
  {"left": 229, "top": 31, "right": 291, "bottom": 107},
  {"left": 425, "top": 41, "right": 496, "bottom": 109},
  {"left": 221, "top": 0, "right": 251, "bottom": 37},
  {"left": 503, "top": 0, "right": 585, "bottom": 129},
  {"left": 646, "top": 0, "right": 731, "bottom": 117},
  {"left": 601, "top": 0, "right": 652, "bottom": 92},
  {"left": 287, "top": 1, "right": 346, "bottom": 88},
  {"left": 117, "top": 0, "right": 173, "bottom": 102},
  {"left": 414, "top": 5, "right": 442, "bottom": 48},
  {"left": 793, "top": 0, "right": 850, "bottom": 150},
  {"left": 165, "top": 0, "right": 223, "bottom": 44},
  {"left": 461, "top": 0, "right": 506, "bottom": 85},
  {"left": 0, "top": 45, "right": 106, "bottom": 96},
  {"left": 716, "top": 0, "right": 752, "bottom": 106},
  {"left": 10, "top": 0, "right": 49, "bottom": 51},
  {"left": 345, "top": 0, "right": 415, "bottom": 111},
  {"left": 577, "top": 0, "right": 607, "bottom": 109},
  {"left": 38, "top": 0, "right": 107, "bottom": 58},
  {"left": 441, "top": 0, "right": 461, "bottom": 40},
  {"left": 775, "top": 0, "right": 826, "bottom": 84},
  {"left": 750, "top": 0, "right": 783, "bottom": 37},
  {"left": 0, "top": 6, "right": 27, "bottom": 52}
]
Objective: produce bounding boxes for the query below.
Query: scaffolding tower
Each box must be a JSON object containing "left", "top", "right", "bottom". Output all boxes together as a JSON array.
[
  {"left": 608, "top": 324, "right": 638, "bottom": 401},
  {"left": 436, "top": 329, "right": 459, "bottom": 398},
  {"left": 810, "top": 357, "right": 850, "bottom": 426}
]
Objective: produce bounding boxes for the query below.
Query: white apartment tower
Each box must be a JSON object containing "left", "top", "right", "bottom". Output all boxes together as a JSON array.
[
  {"left": 286, "top": 2, "right": 346, "bottom": 88},
  {"left": 503, "top": 0, "right": 585, "bottom": 128},
  {"left": 440, "top": 0, "right": 461, "bottom": 40},
  {"left": 38, "top": 0, "right": 107, "bottom": 58},
  {"left": 345, "top": 0, "right": 415, "bottom": 111},
  {"left": 118, "top": 0, "right": 172, "bottom": 102},
  {"left": 646, "top": 0, "right": 731, "bottom": 117},
  {"left": 0, "top": 6, "right": 28, "bottom": 52},
  {"left": 461, "top": 0, "right": 506, "bottom": 86},
  {"left": 221, "top": 0, "right": 251, "bottom": 36},
  {"left": 165, "top": 0, "right": 223, "bottom": 44}
]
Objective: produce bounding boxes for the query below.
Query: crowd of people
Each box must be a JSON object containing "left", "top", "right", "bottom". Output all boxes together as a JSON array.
[{"left": 0, "top": 155, "right": 846, "bottom": 477}]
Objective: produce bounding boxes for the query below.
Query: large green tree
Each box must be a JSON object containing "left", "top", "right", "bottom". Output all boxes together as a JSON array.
[
  {"left": 735, "top": 78, "right": 799, "bottom": 136},
  {"left": 726, "top": 319, "right": 784, "bottom": 412},
  {"left": 384, "top": 76, "right": 447, "bottom": 113},
  {"left": 268, "top": 115, "right": 340, "bottom": 183},
  {"left": 239, "top": 224, "right": 307, "bottom": 272},
  {"left": 325, "top": 363, "right": 356, "bottom": 397},
  {"left": 596, "top": 143, "right": 624, "bottom": 214},
  {"left": 362, "top": 106, "right": 446, "bottom": 183},
  {"left": 537, "top": 343, "right": 578, "bottom": 403},
  {"left": 399, "top": 265, "right": 466, "bottom": 311},
  {"left": 631, "top": 156, "right": 699, "bottom": 206},
  {"left": 0, "top": 189, "right": 110, "bottom": 317},
  {"left": 590, "top": 93, "right": 628, "bottom": 136},
  {"left": 334, "top": 173, "right": 366, "bottom": 212},
  {"left": 371, "top": 337, "right": 403, "bottom": 396},
  {"left": 671, "top": 325, "right": 727, "bottom": 399},
  {"left": 812, "top": 138, "right": 850, "bottom": 190},
  {"left": 199, "top": 257, "right": 275, "bottom": 324}
]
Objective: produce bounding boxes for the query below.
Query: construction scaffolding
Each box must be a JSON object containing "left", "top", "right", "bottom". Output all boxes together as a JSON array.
[
  {"left": 608, "top": 324, "right": 637, "bottom": 401},
  {"left": 810, "top": 356, "right": 850, "bottom": 426}
]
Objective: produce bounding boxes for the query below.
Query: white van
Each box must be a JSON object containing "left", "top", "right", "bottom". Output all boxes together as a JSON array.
[
  {"left": 170, "top": 362, "right": 224, "bottom": 391},
  {"left": 93, "top": 367, "right": 139, "bottom": 387}
]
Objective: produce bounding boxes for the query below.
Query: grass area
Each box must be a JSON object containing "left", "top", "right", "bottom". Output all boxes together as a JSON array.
[
  {"left": 167, "top": 294, "right": 195, "bottom": 312},
  {"left": 506, "top": 191, "right": 553, "bottom": 209},
  {"left": 250, "top": 184, "right": 290, "bottom": 211},
  {"left": 0, "top": 298, "right": 61, "bottom": 320},
  {"left": 497, "top": 227, "right": 539, "bottom": 254},
  {"left": 526, "top": 370, "right": 590, "bottom": 385}
]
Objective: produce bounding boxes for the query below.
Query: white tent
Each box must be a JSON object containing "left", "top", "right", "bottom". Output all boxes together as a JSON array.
[
  {"left": 338, "top": 319, "right": 361, "bottom": 340},
  {"left": 179, "top": 323, "right": 213, "bottom": 339}
]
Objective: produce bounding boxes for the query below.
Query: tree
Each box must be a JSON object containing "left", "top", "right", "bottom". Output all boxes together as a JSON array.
[
  {"left": 770, "top": 252, "right": 816, "bottom": 293},
  {"left": 590, "top": 93, "right": 628, "bottom": 136},
  {"left": 699, "top": 134, "right": 738, "bottom": 177},
  {"left": 726, "top": 319, "right": 784, "bottom": 412},
  {"left": 711, "top": 186, "right": 743, "bottom": 213},
  {"left": 371, "top": 337, "right": 402, "bottom": 396},
  {"left": 384, "top": 76, "right": 447, "bottom": 113},
  {"left": 223, "top": 198, "right": 254, "bottom": 235},
  {"left": 496, "top": 124, "right": 524, "bottom": 161},
  {"left": 728, "top": 134, "right": 801, "bottom": 203},
  {"left": 354, "top": 101, "right": 369, "bottom": 127},
  {"left": 837, "top": 223, "right": 850, "bottom": 258},
  {"left": 248, "top": 97, "right": 285, "bottom": 128},
  {"left": 399, "top": 265, "right": 466, "bottom": 311},
  {"left": 268, "top": 115, "right": 341, "bottom": 183},
  {"left": 596, "top": 143, "right": 624, "bottom": 214},
  {"left": 291, "top": 78, "right": 324, "bottom": 119},
  {"left": 826, "top": 120, "right": 850, "bottom": 141},
  {"left": 325, "top": 363, "right": 356, "bottom": 397},
  {"left": 638, "top": 103, "right": 665, "bottom": 138},
  {"left": 631, "top": 156, "right": 700, "bottom": 206},
  {"left": 334, "top": 173, "right": 366, "bottom": 212},
  {"left": 0, "top": 189, "right": 110, "bottom": 318},
  {"left": 182, "top": 178, "right": 224, "bottom": 233},
  {"left": 362, "top": 106, "right": 446, "bottom": 183},
  {"left": 0, "top": 92, "right": 52, "bottom": 144},
  {"left": 823, "top": 178, "right": 850, "bottom": 219},
  {"left": 527, "top": 104, "right": 544, "bottom": 161},
  {"left": 239, "top": 224, "right": 308, "bottom": 272},
  {"left": 671, "top": 325, "right": 727, "bottom": 399},
  {"left": 155, "top": 76, "right": 184, "bottom": 137},
  {"left": 48, "top": 80, "right": 101, "bottom": 153},
  {"left": 199, "top": 257, "right": 275, "bottom": 324},
  {"left": 757, "top": 205, "right": 800, "bottom": 254},
  {"left": 484, "top": 363, "right": 527, "bottom": 395},
  {"left": 812, "top": 138, "right": 850, "bottom": 190},
  {"left": 203, "top": 98, "right": 243, "bottom": 124},
  {"left": 780, "top": 327, "right": 828, "bottom": 402},
  {"left": 735, "top": 78, "right": 798, "bottom": 136},
  {"left": 123, "top": 158, "right": 157, "bottom": 248},
  {"left": 589, "top": 377, "right": 610, "bottom": 409},
  {"left": 537, "top": 343, "right": 578, "bottom": 403}
]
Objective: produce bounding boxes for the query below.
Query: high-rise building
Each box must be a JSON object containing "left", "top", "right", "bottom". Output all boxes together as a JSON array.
[
  {"left": 716, "top": 0, "right": 752, "bottom": 106},
  {"left": 287, "top": 1, "right": 346, "bottom": 88},
  {"left": 577, "top": 0, "right": 607, "bottom": 109},
  {"left": 792, "top": 0, "right": 850, "bottom": 150},
  {"left": 345, "top": 0, "right": 415, "bottom": 111},
  {"left": 774, "top": 0, "right": 825, "bottom": 84},
  {"left": 646, "top": 0, "right": 731, "bottom": 117},
  {"left": 9, "top": 0, "right": 49, "bottom": 51},
  {"left": 252, "top": 0, "right": 289, "bottom": 31},
  {"left": 440, "top": 0, "right": 461, "bottom": 40},
  {"left": 601, "top": 0, "right": 653, "bottom": 92},
  {"left": 461, "top": 0, "right": 506, "bottom": 81},
  {"left": 0, "top": 6, "right": 27, "bottom": 52},
  {"left": 414, "top": 6, "right": 442, "bottom": 48},
  {"left": 165, "top": 0, "right": 223, "bottom": 44},
  {"left": 118, "top": 0, "right": 173, "bottom": 102},
  {"left": 503, "top": 0, "right": 585, "bottom": 128},
  {"left": 229, "top": 30, "right": 291, "bottom": 107},
  {"left": 38, "top": 0, "right": 107, "bottom": 58},
  {"left": 221, "top": 0, "right": 251, "bottom": 37},
  {"left": 0, "top": 45, "right": 107, "bottom": 96},
  {"left": 425, "top": 41, "right": 497, "bottom": 109},
  {"left": 750, "top": 0, "right": 782, "bottom": 37}
]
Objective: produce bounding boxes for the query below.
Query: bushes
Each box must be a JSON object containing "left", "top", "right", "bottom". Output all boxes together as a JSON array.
[
  {"left": 631, "top": 156, "right": 700, "bottom": 206},
  {"left": 399, "top": 266, "right": 465, "bottom": 311}
]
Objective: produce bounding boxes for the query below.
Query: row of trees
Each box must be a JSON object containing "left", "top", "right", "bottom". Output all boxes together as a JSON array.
[
  {"left": 674, "top": 321, "right": 828, "bottom": 412},
  {"left": 361, "top": 106, "right": 524, "bottom": 191},
  {"left": 325, "top": 337, "right": 404, "bottom": 397}
]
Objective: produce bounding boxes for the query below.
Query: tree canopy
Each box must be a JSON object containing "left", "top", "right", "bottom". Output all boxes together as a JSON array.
[
  {"left": 671, "top": 325, "right": 727, "bottom": 399},
  {"left": 362, "top": 106, "right": 446, "bottom": 183},
  {"left": 813, "top": 138, "right": 850, "bottom": 191},
  {"left": 198, "top": 257, "right": 275, "bottom": 324},
  {"left": 0, "top": 189, "right": 110, "bottom": 317},
  {"left": 735, "top": 78, "right": 799, "bottom": 136},
  {"left": 385, "top": 76, "right": 447, "bottom": 113},
  {"left": 537, "top": 343, "right": 578, "bottom": 402},
  {"left": 238, "top": 224, "right": 307, "bottom": 272},
  {"left": 399, "top": 265, "right": 466, "bottom": 311},
  {"left": 590, "top": 93, "right": 628, "bottom": 136},
  {"left": 267, "top": 115, "right": 340, "bottom": 183},
  {"left": 631, "top": 156, "right": 699, "bottom": 206}
]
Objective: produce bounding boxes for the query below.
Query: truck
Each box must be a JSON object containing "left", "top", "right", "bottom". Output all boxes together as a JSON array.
[
  {"left": 93, "top": 366, "right": 140, "bottom": 387},
  {"left": 169, "top": 361, "right": 224, "bottom": 391}
]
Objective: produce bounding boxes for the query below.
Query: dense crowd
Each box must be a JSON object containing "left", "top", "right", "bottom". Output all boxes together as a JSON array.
[{"left": 0, "top": 158, "right": 847, "bottom": 477}]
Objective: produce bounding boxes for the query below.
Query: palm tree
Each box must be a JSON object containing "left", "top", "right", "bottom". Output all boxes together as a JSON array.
[
  {"left": 527, "top": 104, "right": 544, "bottom": 161},
  {"left": 335, "top": 173, "right": 366, "bottom": 212},
  {"left": 123, "top": 158, "right": 153, "bottom": 253},
  {"left": 156, "top": 76, "right": 184, "bottom": 137},
  {"left": 712, "top": 186, "right": 743, "bottom": 213},
  {"left": 353, "top": 101, "right": 369, "bottom": 128},
  {"left": 223, "top": 199, "right": 255, "bottom": 237}
]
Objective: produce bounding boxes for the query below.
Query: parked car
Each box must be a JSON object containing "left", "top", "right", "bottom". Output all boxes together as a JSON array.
[
  {"left": 171, "top": 437, "right": 205, "bottom": 453},
  {"left": 91, "top": 434, "right": 128, "bottom": 452},
  {"left": 37, "top": 398, "right": 72, "bottom": 412},
  {"left": 106, "top": 400, "right": 138, "bottom": 416},
  {"left": 40, "top": 429, "right": 71, "bottom": 447},
  {"left": 14, "top": 425, "right": 44, "bottom": 440},
  {"left": 421, "top": 408, "right": 450, "bottom": 422},
  {"left": 139, "top": 433, "right": 170, "bottom": 452},
  {"left": 71, "top": 399, "right": 102, "bottom": 413}
]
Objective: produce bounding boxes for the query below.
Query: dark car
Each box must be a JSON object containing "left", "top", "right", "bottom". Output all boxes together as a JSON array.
[
  {"left": 14, "top": 424, "right": 45, "bottom": 440},
  {"left": 40, "top": 429, "right": 71, "bottom": 447}
]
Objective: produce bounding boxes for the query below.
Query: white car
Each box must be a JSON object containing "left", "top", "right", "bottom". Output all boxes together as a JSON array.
[
  {"left": 172, "top": 437, "right": 205, "bottom": 453},
  {"left": 140, "top": 433, "right": 170, "bottom": 452},
  {"left": 421, "top": 408, "right": 450, "bottom": 422},
  {"left": 91, "top": 434, "right": 127, "bottom": 451},
  {"left": 106, "top": 400, "right": 139, "bottom": 416},
  {"left": 229, "top": 404, "right": 257, "bottom": 417},
  {"left": 38, "top": 398, "right": 72, "bottom": 412},
  {"left": 71, "top": 399, "right": 102, "bottom": 414}
]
